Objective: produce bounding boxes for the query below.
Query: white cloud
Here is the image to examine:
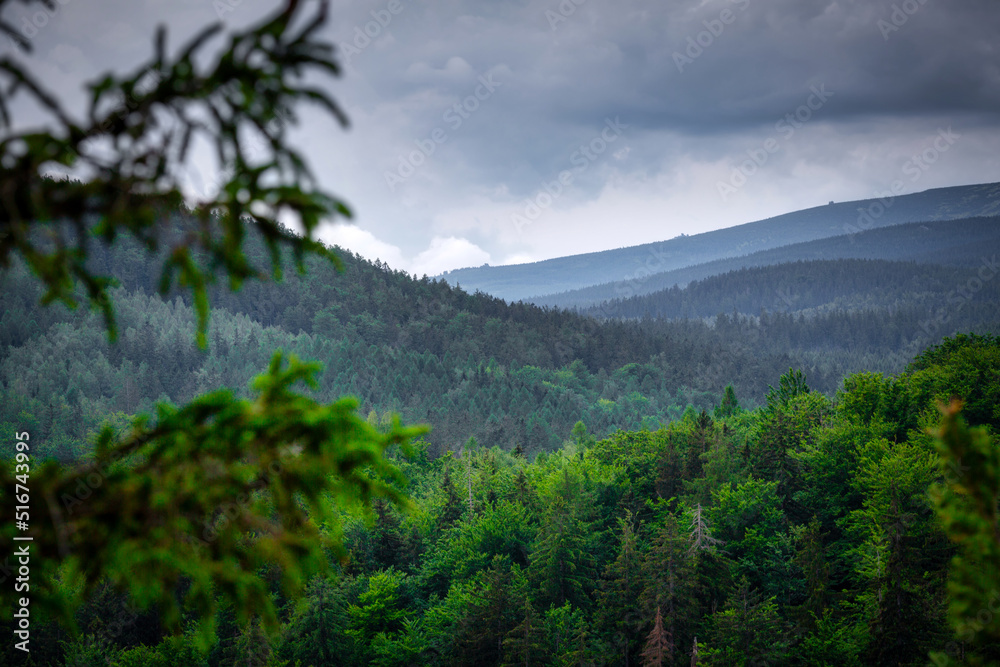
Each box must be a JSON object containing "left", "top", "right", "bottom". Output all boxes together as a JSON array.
[
  {"left": 499, "top": 252, "right": 537, "bottom": 266},
  {"left": 320, "top": 223, "right": 407, "bottom": 270},
  {"left": 411, "top": 236, "right": 491, "bottom": 277},
  {"left": 319, "top": 224, "right": 491, "bottom": 277}
]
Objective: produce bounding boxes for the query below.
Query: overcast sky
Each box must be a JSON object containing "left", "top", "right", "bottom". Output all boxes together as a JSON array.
[{"left": 5, "top": 0, "right": 1000, "bottom": 275}]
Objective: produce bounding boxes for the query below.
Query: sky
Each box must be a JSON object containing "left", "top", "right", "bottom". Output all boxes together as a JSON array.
[{"left": 4, "top": 0, "right": 1000, "bottom": 276}]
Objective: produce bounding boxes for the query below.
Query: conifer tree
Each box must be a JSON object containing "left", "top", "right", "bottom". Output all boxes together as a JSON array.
[
  {"left": 714, "top": 384, "right": 740, "bottom": 419},
  {"left": 530, "top": 495, "right": 594, "bottom": 610},
  {"left": 705, "top": 576, "right": 787, "bottom": 665},
  {"left": 599, "top": 510, "right": 643, "bottom": 666},
  {"left": 0, "top": 0, "right": 427, "bottom": 637},
  {"left": 438, "top": 465, "right": 465, "bottom": 531},
  {"left": 504, "top": 595, "right": 547, "bottom": 667},
  {"left": 641, "top": 513, "right": 696, "bottom": 665},
  {"left": 641, "top": 606, "right": 671, "bottom": 667}
]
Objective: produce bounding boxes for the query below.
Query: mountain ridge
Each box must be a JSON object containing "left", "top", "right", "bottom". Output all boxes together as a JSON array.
[
  {"left": 535, "top": 216, "right": 1000, "bottom": 309},
  {"left": 439, "top": 181, "right": 1000, "bottom": 302}
]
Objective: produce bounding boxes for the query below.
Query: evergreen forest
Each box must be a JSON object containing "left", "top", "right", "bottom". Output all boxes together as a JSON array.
[
  {"left": 1, "top": 1, "right": 999, "bottom": 665},
  {"left": 2, "top": 214, "right": 1000, "bottom": 666}
]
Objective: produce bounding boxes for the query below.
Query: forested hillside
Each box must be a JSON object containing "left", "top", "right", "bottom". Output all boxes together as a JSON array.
[
  {"left": 0, "top": 217, "right": 795, "bottom": 460},
  {"left": 5, "top": 334, "right": 999, "bottom": 666},
  {"left": 3, "top": 217, "right": 999, "bottom": 666},
  {"left": 6, "top": 1, "right": 1000, "bottom": 665},
  {"left": 535, "top": 216, "right": 1000, "bottom": 309},
  {"left": 6, "top": 216, "right": 999, "bottom": 464},
  {"left": 442, "top": 183, "right": 1000, "bottom": 302},
  {"left": 582, "top": 257, "right": 1000, "bottom": 321}
]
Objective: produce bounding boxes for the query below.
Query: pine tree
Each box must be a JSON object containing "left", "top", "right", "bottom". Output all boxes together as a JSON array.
[
  {"left": 714, "top": 384, "right": 740, "bottom": 419},
  {"left": 438, "top": 466, "right": 465, "bottom": 531},
  {"left": 598, "top": 510, "right": 643, "bottom": 667},
  {"left": 530, "top": 495, "right": 595, "bottom": 611},
  {"left": 641, "top": 606, "right": 671, "bottom": 667},
  {"left": 503, "top": 596, "right": 546, "bottom": 667},
  {"left": 705, "top": 576, "right": 787, "bottom": 665},
  {"left": 457, "top": 557, "right": 524, "bottom": 665},
  {"left": 641, "top": 514, "right": 696, "bottom": 665}
]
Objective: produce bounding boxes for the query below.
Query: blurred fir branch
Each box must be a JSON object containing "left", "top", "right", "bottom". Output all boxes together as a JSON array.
[
  {"left": 0, "top": 0, "right": 348, "bottom": 347},
  {"left": 0, "top": 0, "right": 428, "bottom": 643},
  {"left": 929, "top": 401, "right": 1000, "bottom": 667}
]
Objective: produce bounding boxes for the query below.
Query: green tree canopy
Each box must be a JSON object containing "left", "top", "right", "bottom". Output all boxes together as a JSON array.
[{"left": 0, "top": 0, "right": 426, "bottom": 641}]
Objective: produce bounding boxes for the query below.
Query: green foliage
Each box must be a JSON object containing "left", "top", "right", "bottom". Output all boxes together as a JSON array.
[
  {"left": 347, "top": 568, "right": 409, "bottom": 661},
  {"left": 0, "top": 353, "right": 426, "bottom": 642},
  {"left": 275, "top": 575, "right": 352, "bottom": 667},
  {"left": 597, "top": 510, "right": 644, "bottom": 665},
  {"left": 929, "top": 402, "right": 1000, "bottom": 667},
  {"left": 0, "top": 0, "right": 347, "bottom": 347},
  {"left": 714, "top": 384, "right": 740, "bottom": 419},
  {"left": 766, "top": 368, "right": 811, "bottom": 412},
  {"left": 529, "top": 494, "right": 597, "bottom": 610},
  {"left": 795, "top": 608, "right": 865, "bottom": 666},
  {"left": 2, "top": 332, "right": 999, "bottom": 664},
  {"left": 711, "top": 478, "right": 796, "bottom": 601},
  {"left": 910, "top": 334, "right": 1000, "bottom": 430},
  {"left": 702, "top": 576, "right": 787, "bottom": 666}
]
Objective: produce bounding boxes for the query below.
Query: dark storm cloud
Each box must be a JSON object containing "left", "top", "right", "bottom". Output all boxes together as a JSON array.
[
  {"left": 358, "top": 0, "right": 999, "bottom": 122},
  {"left": 335, "top": 0, "right": 999, "bottom": 199},
  {"left": 4, "top": 0, "right": 999, "bottom": 270}
]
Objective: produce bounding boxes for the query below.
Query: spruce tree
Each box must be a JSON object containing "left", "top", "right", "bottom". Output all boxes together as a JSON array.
[{"left": 641, "top": 606, "right": 671, "bottom": 667}]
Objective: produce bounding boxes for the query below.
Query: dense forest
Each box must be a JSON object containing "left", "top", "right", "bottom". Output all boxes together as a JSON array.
[
  {"left": 4, "top": 2, "right": 999, "bottom": 665},
  {"left": 5, "top": 217, "right": 999, "bottom": 464},
  {"left": 583, "top": 257, "right": 1000, "bottom": 321},
  {"left": 3, "top": 331, "right": 999, "bottom": 666},
  {"left": 0, "top": 218, "right": 817, "bottom": 460},
  {"left": 2, "top": 218, "right": 1000, "bottom": 666}
]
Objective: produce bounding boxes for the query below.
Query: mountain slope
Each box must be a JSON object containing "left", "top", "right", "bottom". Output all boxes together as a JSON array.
[
  {"left": 580, "top": 258, "right": 1000, "bottom": 320},
  {"left": 0, "top": 217, "right": 822, "bottom": 459},
  {"left": 439, "top": 182, "right": 1000, "bottom": 302},
  {"left": 535, "top": 216, "right": 1000, "bottom": 309}
]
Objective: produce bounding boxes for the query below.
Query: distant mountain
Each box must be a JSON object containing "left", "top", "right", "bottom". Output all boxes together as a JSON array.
[
  {"left": 580, "top": 257, "right": 1000, "bottom": 321},
  {"left": 439, "top": 182, "right": 1000, "bottom": 302},
  {"left": 536, "top": 216, "right": 1000, "bottom": 309}
]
